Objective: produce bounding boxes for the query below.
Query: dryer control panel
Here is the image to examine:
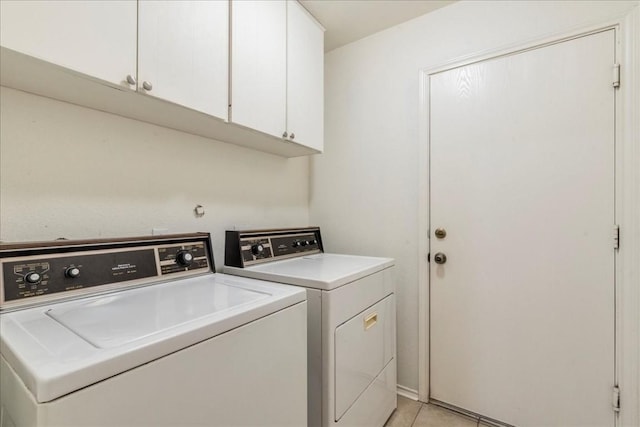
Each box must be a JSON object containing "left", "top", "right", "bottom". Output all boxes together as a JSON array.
[
  {"left": 0, "top": 233, "right": 214, "bottom": 311},
  {"left": 225, "top": 227, "right": 323, "bottom": 267}
]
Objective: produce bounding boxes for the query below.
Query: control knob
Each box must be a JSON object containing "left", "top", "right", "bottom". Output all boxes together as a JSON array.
[
  {"left": 65, "top": 267, "right": 81, "bottom": 278},
  {"left": 176, "top": 250, "right": 194, "bottom": 266},
  {"left": 24, "top": 272, "right": 41, "bottom": 284},
  {"left": 251, "top": 244, "right": 265, "bottom": 256}
]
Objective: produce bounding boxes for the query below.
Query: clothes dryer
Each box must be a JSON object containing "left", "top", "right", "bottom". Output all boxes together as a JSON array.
[{"left": 225, "top": 227, "right": 397, "bottom": 427}]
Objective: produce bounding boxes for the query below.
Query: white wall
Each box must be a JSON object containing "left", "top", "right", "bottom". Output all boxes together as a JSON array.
[
  {"left": 0, "top": 87, "right": 310, "bottom": 268},
  {"left": 311, "top": 0, "right": 639, "bottom": 394}
]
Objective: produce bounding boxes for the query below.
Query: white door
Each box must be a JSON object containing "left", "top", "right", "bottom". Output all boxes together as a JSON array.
[
  {"left": 138, "top": 0, "right": 228, "bottom": 119},
  {"left": 0, "top": 0, "right": 136, "bottom": 87},
  {"left": 429, "top": 30, "right": 615, "bottom": 426}
]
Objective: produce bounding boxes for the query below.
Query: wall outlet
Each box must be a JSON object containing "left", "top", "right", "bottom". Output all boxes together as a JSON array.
[{"left": 152, "top": 227, "right": 169, "bottom": 236}]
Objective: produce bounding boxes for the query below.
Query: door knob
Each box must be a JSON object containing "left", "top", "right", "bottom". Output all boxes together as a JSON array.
[
  {"left": 434, "top": 252, "right": 447, "bottom": 264},
  {"left": 435, "top": 228, "right": 447, "bottom": 239}
]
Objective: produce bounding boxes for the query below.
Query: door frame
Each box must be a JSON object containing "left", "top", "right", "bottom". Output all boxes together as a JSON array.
[{"left": 417, "top": 10, "right": 640, "bottom": 426}]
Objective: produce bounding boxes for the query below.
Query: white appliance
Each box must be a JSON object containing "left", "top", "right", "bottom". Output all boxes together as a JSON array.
[
  {"left": 224, "top": 227, "right": 397, "bottom": 427},
  {"left": 0, "top": 233, "right": 307, "bottom": 427}
]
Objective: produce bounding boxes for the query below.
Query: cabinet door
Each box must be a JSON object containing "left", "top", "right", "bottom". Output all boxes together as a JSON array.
[
  {"left": 287, "top": 1, "right": 324, "bottom": 151},
  {"left": 138, "top": 1, "right": 228, "bottom": 120},
  {"left": 0, "top": 0, "right": 136, "bottom": 87},
  {"left": 231, "top": 0, "right": 286, "bottom": 138}
]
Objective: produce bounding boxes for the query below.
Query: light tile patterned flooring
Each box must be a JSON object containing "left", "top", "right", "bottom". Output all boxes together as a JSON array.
[{"left": 385, "top": 396, "right": 481, "bottom": 427}]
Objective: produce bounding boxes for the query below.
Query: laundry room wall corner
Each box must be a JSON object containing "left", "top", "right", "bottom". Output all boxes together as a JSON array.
[{"left": 309, "top": 1, "right": 640, "bottom": 411}]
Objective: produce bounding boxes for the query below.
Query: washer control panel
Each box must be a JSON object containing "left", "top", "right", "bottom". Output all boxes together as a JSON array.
[
  {"left": 225, "top": 227, "right": 323, "bottom": 267},
  {"left": 158, "top": 243, "right": 209, "bottom": 274},
  {"left": 0, "top": 233, "right": 213, "bottom": 310}
]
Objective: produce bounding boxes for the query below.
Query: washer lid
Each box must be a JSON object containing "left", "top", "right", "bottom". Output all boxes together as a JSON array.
[
  {"left": 224, "top": 253, "right": 395, "bottom": 290},
  {"left": 46, "top": 279, "right": 269, "bottom": 349},
  {"left": 0, "top": 273, "right": 305, "bottom": 403}
]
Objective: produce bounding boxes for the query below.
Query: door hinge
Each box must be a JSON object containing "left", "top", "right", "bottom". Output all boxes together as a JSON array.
[
  {"left": 612, "top": 64, "right": 620, "bottom": 88},
  {"left": 613, "top": 386, "right": 620, "bottom": 412},
  {"left": 613, "top": 225, "right": 620, "bottom": 250}
]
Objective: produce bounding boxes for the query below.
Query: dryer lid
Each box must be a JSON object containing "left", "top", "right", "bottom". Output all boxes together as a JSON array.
[{"left": 225, "top": 253, "right": 394, "bottom": 290}]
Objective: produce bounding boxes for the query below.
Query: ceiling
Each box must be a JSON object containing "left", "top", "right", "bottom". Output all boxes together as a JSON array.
[{"left": 299, "top": 0, "right": 456, "bottom": 52}]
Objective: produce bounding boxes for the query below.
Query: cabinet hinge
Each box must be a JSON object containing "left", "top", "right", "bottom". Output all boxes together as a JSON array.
[
  {"left": 613, "top": 386, "right": 620, "bottom": 412},
  {"left": 612, "top": 64, "right": 620, "bottom": 88},
  {"left": 613, "top": 225, "right": 620, "bottom": 250}
]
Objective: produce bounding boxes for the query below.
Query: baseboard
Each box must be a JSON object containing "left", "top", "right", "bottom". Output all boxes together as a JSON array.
[{"left": 396, "top": 384, "right": 419, "bottom": 401}]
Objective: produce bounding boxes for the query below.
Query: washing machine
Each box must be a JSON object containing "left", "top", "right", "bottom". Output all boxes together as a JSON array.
[
  {"left": 0, "top": 233, "right": 307, "bottom": 427},
  {"left": 224, "top": 227, "right": 397, "bottom": 427}
]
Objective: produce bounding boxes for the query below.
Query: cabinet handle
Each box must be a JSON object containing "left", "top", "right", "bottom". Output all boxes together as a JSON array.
[
  {"left": 282, "top": 131, "right": 288, "bottom": 138},
  {"left": 126, "top": 74, "right": 136, "bottom": 85},
  {"left": 289, "top": 133, "right": 295, "bottom": 139},
  {"left": 142, "top": 81, "right": 153, "bottom": 91}
]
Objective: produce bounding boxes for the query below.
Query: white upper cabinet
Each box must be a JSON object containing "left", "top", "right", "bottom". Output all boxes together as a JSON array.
[
  {"left": 231, "top": 0, "right": 324, "bottom": 151},
  {"left": 138, "top": 1, "right": 228, "bottom": 119},
  {"left": 0, "top": 0, "right": 136, "bottom": 87},
  {"left": 0, "top": 0, "right": 322, "bottom": 157},
  {"left": 231, "top": 0, "right": 287, "bottom": 139},
  {"left": 286, "top": 1, "right": 324, "bottom": 151}
]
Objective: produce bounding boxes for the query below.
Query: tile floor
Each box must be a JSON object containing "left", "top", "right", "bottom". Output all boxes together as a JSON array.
[{"left": 385, "top": 396, "right": 484, "bottom": 427}]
